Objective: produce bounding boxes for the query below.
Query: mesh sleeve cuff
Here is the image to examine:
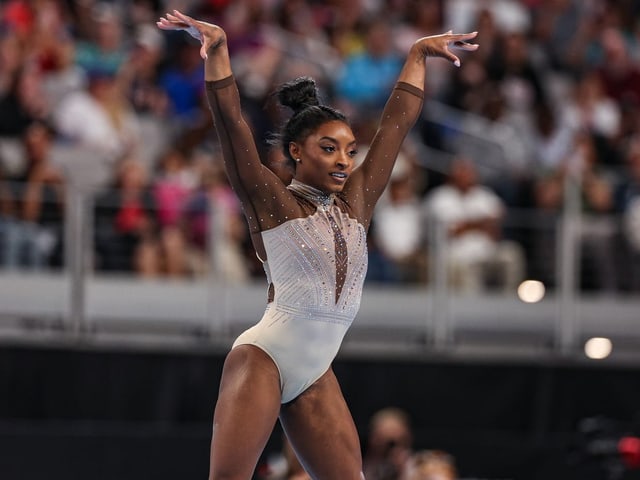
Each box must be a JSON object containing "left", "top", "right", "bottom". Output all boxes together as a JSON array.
[
  {"left": 205, "top": 75, "right": 235, "bottom": 91},
  {"left": 394, "top": 82, "right": 424, "bottom": 99}
]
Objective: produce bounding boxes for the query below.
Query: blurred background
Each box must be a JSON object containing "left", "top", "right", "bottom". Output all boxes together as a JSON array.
[{"left": 2, "top": 0, "right": 640, "bottom": 479}]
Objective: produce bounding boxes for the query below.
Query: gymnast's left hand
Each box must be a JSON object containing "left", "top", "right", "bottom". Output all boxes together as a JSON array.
[
  {"left": 413, "top": 31, "right": 479, "bottom": 67},
  {"left": 157, "top": 10, "right": 227, "bottom": 60}
]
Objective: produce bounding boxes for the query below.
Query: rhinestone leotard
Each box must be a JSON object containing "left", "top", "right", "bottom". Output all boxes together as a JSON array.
[
  {"left": 205, "top": 75, "right": 423, "bottom": 403},
  {"left": 233, "top": 181, "right": 368, "bottom": 402}
]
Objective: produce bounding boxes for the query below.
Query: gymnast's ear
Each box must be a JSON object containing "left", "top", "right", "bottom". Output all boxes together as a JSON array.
[{"left": 288, "top": 142, "right": 301, "bottom": 162}]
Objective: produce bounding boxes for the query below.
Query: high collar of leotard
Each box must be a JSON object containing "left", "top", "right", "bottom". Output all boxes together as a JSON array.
[{"left": 287, "top": 179, "right": 336, "bottom": 209}]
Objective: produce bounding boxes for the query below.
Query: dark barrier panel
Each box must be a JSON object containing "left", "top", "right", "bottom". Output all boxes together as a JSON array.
[{"left": 2, "top": 346, "right": 640, "bottom": 480}]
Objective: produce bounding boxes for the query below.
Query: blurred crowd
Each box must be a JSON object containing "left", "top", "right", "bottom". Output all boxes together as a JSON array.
[{"left": 2, "top": 0, "right": 640, "bottom": 293}]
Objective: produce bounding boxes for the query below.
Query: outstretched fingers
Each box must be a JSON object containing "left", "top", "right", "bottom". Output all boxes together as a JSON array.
[
  {"left": 450, "top": 32, "right": 480, "bottom": 51},
  {"left": 444, "top": 31, "right": 479, "bottom": 67},
  {"left": 156, "top": 16, "right": 182, "bottom": 30},
  {"left": 156, "top": 10, "right": 203, "bottom": 44}
]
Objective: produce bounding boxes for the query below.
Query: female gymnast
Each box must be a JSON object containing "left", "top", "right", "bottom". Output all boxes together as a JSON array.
[{"left": 157, "top": 10, "right": 478, "bottom": 480}]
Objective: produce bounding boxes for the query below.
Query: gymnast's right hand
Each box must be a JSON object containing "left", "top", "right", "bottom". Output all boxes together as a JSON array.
[{"left": 157, "top": 10, "right": 226, "bottom": 60}]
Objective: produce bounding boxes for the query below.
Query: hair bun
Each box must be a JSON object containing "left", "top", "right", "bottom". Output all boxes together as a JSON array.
[{"left": 277, "top": 77, "right": 320, "bottom": 114}]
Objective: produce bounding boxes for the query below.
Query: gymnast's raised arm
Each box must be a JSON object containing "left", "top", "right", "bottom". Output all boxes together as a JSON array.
[
  {"left": 343, "top": 31, "right": 478, "bottom": 227},
  {"left": 157, "top": 11, "right": 293, "bottom": 235}
]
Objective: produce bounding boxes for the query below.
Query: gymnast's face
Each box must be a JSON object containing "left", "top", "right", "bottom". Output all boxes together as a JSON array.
[{"left": 290, "top": 120, "right": 357, "bottom": 194}]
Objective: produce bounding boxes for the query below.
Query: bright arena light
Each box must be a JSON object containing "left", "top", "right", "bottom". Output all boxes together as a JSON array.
[
  {"left": 584, "top": 337, "right": 613, "bottom": 360},
  {"left": 517, "top": 280, "right": 546, "bottom": 303}
]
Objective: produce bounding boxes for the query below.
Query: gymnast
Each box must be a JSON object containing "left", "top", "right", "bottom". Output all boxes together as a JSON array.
[{"left": 158, "top": 10, "right": 478, "bottom": 480}]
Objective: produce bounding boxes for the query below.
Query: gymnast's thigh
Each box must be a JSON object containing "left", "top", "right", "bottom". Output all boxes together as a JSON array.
[
  {"left": 209, "top": 345, "right": 282, "bottom": 480},
  {"left": 279, "top": 367, "right": 363, "bottom": 480}
]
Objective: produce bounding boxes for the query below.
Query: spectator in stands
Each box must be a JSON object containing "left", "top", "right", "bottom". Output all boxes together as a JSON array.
[
  {"left": 152, "top": 148, "right": 197, "bottom": 231},
  {"left": 402, "top": 450, "right": 458, "bottom": 480},
  {"left": 159, "top": 39, "right": 205, "bottom": 126},
  {"left": 40, "top": 32, "right": 87, "bottom": 112},
  {"left": 52, "top": 65, "right": 142, "bottom": 177},
  {"left": 441, "top": 51, "right": 492, "bottom": 115},
  {"left": 486, "top": 28, "right": 547, "bottom": 154},
  {"left": 74, "top": 2, "right": 129, "bottom": 77},
  {"left": 534, "top": 131, "right": 617, "bottom": 291},
  {"left": 152, "top": 147, "right": 200, "bottom": 277},
  {"left": 363, "top": 407, "right": 414, "bottom": 480},
  {"left": 372, "top": 166, "right": 428, "bottom": 284},
  {"left": 323, "top": 0, "right": 368, "bottom": 59},
  {"left": 563, "top": 71, "right": 622, "bottom": 167},
  {"left": 0, "top": 27, "right": 23, "bottom": 98},
  {"left": 3, "top": 121, "right": 65, "bottom": 269},
  {"left": 119, "top": 24, "right": 169, "bottom": 118},
  {"left": 394, "top": 0, "right": 447, "bottom": 95},
  {"left": 182, "top": 160, "right": 249, "bottom": 281},
  {"left": 94, "top": 157, "right": 160, "bottom": 276},
  {"left": 269, "top": 0, "right": 342, "bottom": 92},
  {"left": 529, "top": 0, "right": 587, "bottom": 73},
  {"left": 334, "top": 16, "right": 404, "bottom": 119},
  {"left": 531, "top": 101, "right": 575, "bottom": 175},
  {"left": 423, "top": 156, "right": 526, "bottom": 293},
  {"left": 593, "top": 27, "right": 640, "bottom": 107},
  {"left": 0, "top": 62, "right": 50, "bottom": 138},
  {"left": 617, "top": 137, "right": 640, "bottom": 291}
]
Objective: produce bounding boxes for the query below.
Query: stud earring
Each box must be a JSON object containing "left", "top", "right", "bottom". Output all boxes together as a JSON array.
[{"left": 295, "top": 158, "right": 301, "bottom": 163}]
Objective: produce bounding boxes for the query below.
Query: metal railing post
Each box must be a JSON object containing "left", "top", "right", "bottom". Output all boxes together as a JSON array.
[
  {"left": 64, "top": 183, "right": 88, "bottom": 336},
  {"left": 206, "top": 198, "right": 227, "bottom": 337},
  {"left": 429, "top": 218, "right": 451, "bottom": 349},
  {"left": 555, "top": 164, "right": 582, "bottom": 355}
]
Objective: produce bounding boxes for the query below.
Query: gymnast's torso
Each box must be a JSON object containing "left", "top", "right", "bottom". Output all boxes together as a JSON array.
[{"left": 232, "top": 180, "right": 368, "bottom": 403}]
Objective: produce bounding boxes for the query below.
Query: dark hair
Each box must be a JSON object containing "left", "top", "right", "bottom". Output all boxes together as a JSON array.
[{"left": 269, "top": 77, "right": 348, "bottom": 164}]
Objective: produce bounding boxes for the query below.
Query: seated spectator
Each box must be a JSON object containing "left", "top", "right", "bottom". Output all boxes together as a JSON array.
[
  {"left": 52, "top": 65, "right": 142, "bottom": 180},
  {"left": 119, "top": 24, "right": 170, "bottom": 118},
  {"left": 423, "top": 156, "right": 526, "bottom": 294},
  {"left": 159, "top": 40, "right": 205, "bottom": 126},
  {"left": 563, "top": 71, "right": 622, "bottom": 167},
  {"left": 93, "top": 157, "right": 160, "bottom": 276},
  {"left": 334, "top": 16, "right": 404, "bottom": 120},
  {"left": 0, "top": 63, "right": 50, "bottom": 138},
  {"left": 594, "top": 28, "right": 640, "bottom": 107},
  {"left": 2, "top": 121, "right": 65, "bottom": 269},
  {"left": 394, "top": 0, "right": 448, "bottom": 96},
  {"left": 490, "top": 28, "right": 547, "bottom": 106},
  {"left": 402, "top": 450, "right": 458, "bottom": 480},
  {"left": 94, "top": 154, "right": 189, "bottom": 278},
  {"left": 372, "top": 168, "right": 428, "bottom": 284},
  {"left": 363, "top": 407, "right": 414, "bottom": 480},
  {"left": 534, "top": 131, "right": 617, "bottom": 291},
  {"left": 269, "top": 0, "right": 342, "bottom": 92},
  {"left": 40, "top": 33, "right": 87, "bottom": 112},
  {"left": 74, "top": 2, "right": 129, "bottom": 77},
  {"left": 182, "top": 161, "right": 249, "bottom": 282},
  {"left": 23, "top": 0, "right": 85, "bottom": 111},
  {"left": 152, "top": 148, "right": 197, "bottom": 230}
]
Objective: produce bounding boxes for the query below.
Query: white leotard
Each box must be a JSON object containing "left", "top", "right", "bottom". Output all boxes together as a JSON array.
[{"left": 232, "top": 181, "right": 368, "bottom": 403}]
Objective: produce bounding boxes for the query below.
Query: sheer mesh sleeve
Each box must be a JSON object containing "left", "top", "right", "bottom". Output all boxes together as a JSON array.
[
  {"left": 205, "top": 76, "right": 298, "bottom": 233},
  {"left": 343, "top": 81, "right": 424, "bottom": 227}
]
